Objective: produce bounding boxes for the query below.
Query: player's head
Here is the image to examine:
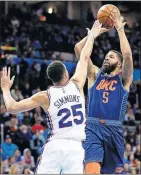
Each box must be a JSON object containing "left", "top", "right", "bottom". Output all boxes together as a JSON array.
[
  {"left": 47, "top": 61, "right": 69, "bottom": 84},
  {"left": 102, "top": 50, "right": 123, "bottom": 74}
]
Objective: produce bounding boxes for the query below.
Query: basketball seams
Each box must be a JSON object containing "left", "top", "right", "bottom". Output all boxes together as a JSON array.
[
  {"left": 98, "top": 16, "right": 109, "bottom": 20},
  {"left": 106, "top": 4, "right": 113, "bottom": 12},
  {"left": 99, "top": 9, "right": 111, "bottom": 15},
  {"left": 103, "top": 5, "right": 115, "bottom": 28}
]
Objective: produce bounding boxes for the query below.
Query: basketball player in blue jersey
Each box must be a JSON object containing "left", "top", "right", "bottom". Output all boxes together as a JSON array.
[
  {"left": 1, "top": 21, "right": 103, "bottom": 174},
  {"left": 75, "top": 12, "right": 133, "bottom": 174}
]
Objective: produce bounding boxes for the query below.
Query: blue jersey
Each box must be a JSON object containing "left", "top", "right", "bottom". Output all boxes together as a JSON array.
[{"left": 87, "top": 71, "right": 129, "bottom": 122}]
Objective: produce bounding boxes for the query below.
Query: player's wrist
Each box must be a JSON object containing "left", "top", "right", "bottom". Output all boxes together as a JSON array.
[
  {"left": 2, "top": 87, "right": 10, "bottom": 93},
  {"left": 115, "top": 22, "right": 125, "bottom": 31},
  {"left": 87, "top": 30, "right": 96, "bottom": 41}
]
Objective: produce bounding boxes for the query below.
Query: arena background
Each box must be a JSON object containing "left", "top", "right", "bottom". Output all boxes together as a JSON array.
[{"left": 0, "top": 1, "right": 140, "bottom": 174}]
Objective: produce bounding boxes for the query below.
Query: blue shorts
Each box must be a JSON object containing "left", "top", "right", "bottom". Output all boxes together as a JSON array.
[{"left": 83, "top": 118, "right": 125, "bottom": 174}]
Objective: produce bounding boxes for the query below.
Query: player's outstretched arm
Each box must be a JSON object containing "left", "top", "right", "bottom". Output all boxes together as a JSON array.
[
  {"left": 1, "top": 67, "right": 48, "bottom": 114},
  {"left": 74, "top": 26, "right": 108, "bottom": 80},
  {"left": 110, "top": 13, "right": 133, "bottom": 91},
  {"left": 71, "top": 20, "right": 102, "bottom": 90}
]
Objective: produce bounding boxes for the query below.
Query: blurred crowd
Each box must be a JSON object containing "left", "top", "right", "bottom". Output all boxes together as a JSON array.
[
  {"left": 0, "top": 2, "right": 140, "bottom": 174},
  {"left": 1, "top": 2, "right": 140, "bottom": 69}
]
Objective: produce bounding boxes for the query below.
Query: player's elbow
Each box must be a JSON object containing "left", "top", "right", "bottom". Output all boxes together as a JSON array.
[
  {"left": 6, "top": 104, "right": 18, "bottom": 114},
  {"left": 6, "top": 107, "right": 16, "bottom": 114},
  {"left": 74, "top": 44, "right": 81, "bottom": 53}
]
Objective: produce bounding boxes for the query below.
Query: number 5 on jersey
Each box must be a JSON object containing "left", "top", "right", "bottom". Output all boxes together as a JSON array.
[
  {"left": 103, "top": 92, "right": 109, "bottom": 103},
  {"left": 57, "top": 104, "right": 84, "bottom": 128}
]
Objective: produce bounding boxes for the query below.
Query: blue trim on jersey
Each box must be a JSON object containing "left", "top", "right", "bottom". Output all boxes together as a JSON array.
[
  {"left": 46, "top": 111, "right": 52, "bottom": 130},
  {"left": 86, "top": 117, "right": 122, "bottom": 126},
  {"left": 119, "top": 93, "right": 128, "bottom": 122},
  {"left": 118, "top": 74, "right": 129, "bottom": 93}
]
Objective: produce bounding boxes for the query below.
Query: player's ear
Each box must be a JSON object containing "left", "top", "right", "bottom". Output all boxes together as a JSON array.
[{"left": 117, "top": 62, "right": 122, "bottom": 69}]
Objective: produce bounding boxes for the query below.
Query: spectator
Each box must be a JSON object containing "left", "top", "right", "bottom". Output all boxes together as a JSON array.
[
  {"left": 16, "top": 125, "right": 32, "bottom": 153},
  {"left": 14, "top": 150, "right": 22, "bottom": 163},
  {"left": 22, "top": 168, "right": 34, "bottom": 174},
  {"left": 31, "top": 116, "right": 44, "bottom": 133},
  {"left": 4, "top": 115, "right": 19, "bottom": 143},
  {"left": 30, "top": 132, "right": 45, "bottom": 161},
  {"left": 1, "top": 135, "right": 19, "bottom": 159},
  {"left": 21, "top": 148, "right": 35, "bottom": 169},
  {"left": 134, "top": 145, "right": 141, "bottom": 161},
  {"left": 22, "top": 112, "right": 32, "bottom": 126}
]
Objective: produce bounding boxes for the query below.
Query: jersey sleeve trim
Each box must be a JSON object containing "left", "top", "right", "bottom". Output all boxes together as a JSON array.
[
  {"left": 47, "top": 89, "right": 51, "bottom": 108},
  {"left": 118, "top": 74, "right": 129, "bottom": 93}
]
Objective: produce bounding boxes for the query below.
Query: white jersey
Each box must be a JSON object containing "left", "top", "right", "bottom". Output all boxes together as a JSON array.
[{"left": 45, "top": 81, "right": 86, "bottom": 141}]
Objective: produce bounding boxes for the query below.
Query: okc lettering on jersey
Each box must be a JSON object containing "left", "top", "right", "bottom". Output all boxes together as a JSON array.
[
  {"left": 54, "top": 95, "right": 80, "bottom": 109},
  {"left": 96, "top": 79, "right": 118, "bottom": 91}
]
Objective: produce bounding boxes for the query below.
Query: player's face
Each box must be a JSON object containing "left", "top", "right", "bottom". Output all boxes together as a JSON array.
[{"left": 102, "top": 51, "right": 120, "bottom": 73}]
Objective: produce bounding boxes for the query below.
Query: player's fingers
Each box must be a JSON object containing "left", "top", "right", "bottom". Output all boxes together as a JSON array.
[
  {"left": 110, "top": 12, "right": 115, "bottom": 19},
  {"left": 3, "top": 67, "right": 7, "bottom": 77},
  {"left": 123, "top": 22, "right": 126, "bottom": 26},
  {"left": 96, "top": 20, "right": 102, "bottom": 28},
  {"left": 10, "top": 75, "right": 15, "bottom": 85},
  {"left": 8, "top": 67, "right": 11, "bottom": 78},
  {"left": 93, "top": 20, "right": 97, "bottom": 27},
  {"left": 86, "top": 28, "right": 90, "bottom": 34},
  {"left": 109, "top": 13, "right": 115, "bottom": 21},
  {"left": 97, "top": 20, "right": 102, "bottom": 27},
  {"left": 1, "top": 68, "right": 4, "bottom": 77}
]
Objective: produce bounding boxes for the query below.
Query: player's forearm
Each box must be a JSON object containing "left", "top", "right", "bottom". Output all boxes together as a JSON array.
[
  {"left": 74, "top": 36, "right": 88, "bottom": 59},
  {"left": 80, "top": 34, "right": 95, "bottom": 59},
  {"left": 2, "top": 89, "right": 18, "bottom": 113},
  {"left": 117, "top": 29, "right": 132, "bottom": 58}
]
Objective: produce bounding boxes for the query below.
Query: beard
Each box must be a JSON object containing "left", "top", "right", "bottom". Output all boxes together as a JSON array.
[{"left": 101, "top": 62, "right": 118, "bottom": 74}]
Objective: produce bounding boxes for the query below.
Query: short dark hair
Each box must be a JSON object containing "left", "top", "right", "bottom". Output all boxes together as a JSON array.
[
  {"left": 47, "top": 61, "right": 66, "bottom": 83},
  {"left": 111, "top": 50, "right": 123, "bottom": 64}
]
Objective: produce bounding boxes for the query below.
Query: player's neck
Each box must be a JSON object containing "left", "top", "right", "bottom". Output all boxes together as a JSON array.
[
  {"left": 53, "top": 79, "right": 68, "bottom": 87},
  {"left": 109, "top": 68, "right": 121, "bottom": 76}
]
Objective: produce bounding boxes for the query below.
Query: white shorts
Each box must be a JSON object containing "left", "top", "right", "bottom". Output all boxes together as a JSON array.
[{"left": 35, "top": 139, "right": 84, "bottom": 174}]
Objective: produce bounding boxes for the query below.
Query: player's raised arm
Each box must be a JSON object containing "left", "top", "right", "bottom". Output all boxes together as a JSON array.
[
  {"left": 1, "top": 67, "right": 49, "bottom": 114},
  {"left": 74, "top": 26, "right": 108, "bottom": 80},
  {"left": 71, "top": 20, "right": 102, "bottom": 89},
  {"left": 110, "top": 13, "right": 133, "bottom": 91}
]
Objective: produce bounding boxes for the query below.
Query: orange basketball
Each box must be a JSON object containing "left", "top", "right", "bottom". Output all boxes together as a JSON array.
[{"left": 97, "top": 4, "right": 120, "bottom": 29}]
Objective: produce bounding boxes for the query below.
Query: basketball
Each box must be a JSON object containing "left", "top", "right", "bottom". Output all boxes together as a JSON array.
[{"left": 97, "top": 4, "right": 120, "bottom": 29}]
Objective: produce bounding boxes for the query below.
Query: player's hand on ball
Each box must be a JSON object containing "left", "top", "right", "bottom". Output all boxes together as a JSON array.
[
  {"left": 110, "top": 12, "right": 126, "bottom": 30},
  {"left": 86, "top": 21, "right": 110, "bottom": 38},
  {"left": 1, "top": 67, "right": 15, "bottom": 91},
  {"left": 87, "top": 20, "right": 103, "bottom": 39},
  {"left": 99, "top": 27, "right": 110, "bottom": 35}
]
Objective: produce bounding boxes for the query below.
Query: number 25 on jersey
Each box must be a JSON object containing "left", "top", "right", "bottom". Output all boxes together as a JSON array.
[{"left": 57, "top": 104, "right": 84, "bottom": 128}]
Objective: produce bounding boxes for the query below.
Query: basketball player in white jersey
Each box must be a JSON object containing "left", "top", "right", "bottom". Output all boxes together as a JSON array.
[{"left": 1, "top": 20, "right": 102, "bottom": 174}]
